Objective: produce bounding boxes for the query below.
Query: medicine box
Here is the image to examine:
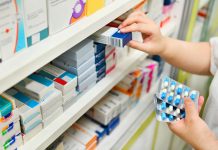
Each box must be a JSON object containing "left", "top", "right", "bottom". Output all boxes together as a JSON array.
[
  {"left": 63, "top": 133, "right": 86, "bottom": 150},
  {"left": 92, "top": 26, "right": 132, "bottom": 47},
  {"left": 106, "top": 51, "right": 116, "bottom": 74},
  {"left": 22, "top": 123, "right": 42, "bottom": 143},
  {"left": 22, "top": 0, "right": 48, "bottom": 46},
  {"left": 15, "top": 74, "right": 55, "bottom": 100},
  {"left": 77, "top": 64, "right": 96, "bottom": 84},
  {"left": 21, "top": 114, "right": 42, "bottom": 134},
  {"left": 53, "top": 56, "right": 95, "bottom": 77},
  {"left": 35, "top": 89, "right": 62, "bottom": 115},
  {"left": 42, "top": 107, "right": 63, "bottom": 127},
  {"left": 66, "top": 124, "right": 97, "bottom": 149},
  {"left": 155, "top": 76, "right": 199, "bottom": 122},
  {"left": 47, "top": 0, "right": 86, "bottom": 34},
  {"left": 77, "top": 72, "right": 96, "bottom": 92},
  {"left": 37, "top": 64, "right": 77, "bottom": 95},
  {"left": 102, "top": 115, "right": 120, "bottom": 135},
  {"left": 6, "top": 89, "right": 41, "bottom": 125},
  {"left": 0, "top": 121, "right": 20, "bottom": 143},
  {"left": 0, "top": 96, "right": 13, "bottom": 118},
  {"left": 0, "top": 0, "right": 26, "bottom": 62},
  {"left": 62, "top": 89, "right": 77, "bottom": 104},
  {"left": 1, "top": 132, "right": 22, "bottom": 150},
  {"left": 86, "top": 0, "right": 104, "bottom": 16},
  {"left": 57, "top": 49, "right": 95, "bottom": 68},
  {"left": 0, "top": 109, "right": 19, "bottom": 130},
  {"left": 76, "top": 116, "right": 105, "bottom": 141}
]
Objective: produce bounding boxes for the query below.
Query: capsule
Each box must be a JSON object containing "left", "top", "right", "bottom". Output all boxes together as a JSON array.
[
  {"left": 168, "top": 114, "right": 174, "bottom": 121},
  {"left": 161, "top": 112, "right": 167, "bottom": 120},
  {"left": 162, "top": 78, "right": 170, "bottom": 88},
  {"left": 168, "top": 105, "right": 173, "bottom": 112},
  {"left": 181, "top": 112, "right": 186, "bottom": 118},
  {"left": 161, "top": 102, "right": 167, "bottom": 110},
  {"left": 184, "top": 88, "right": 190, "bottom": 97},
  {"left": 190, "top": 91, "right": 197, "bottom": 101},
  {"left": 167, "top": 95, "right": 173, "bottom": 103},
  {"left": 170, "top": 81, "right": 176, "bottom": 91},
  {"left": 176, "top": 85, "right": 183, "bottom": 95}
]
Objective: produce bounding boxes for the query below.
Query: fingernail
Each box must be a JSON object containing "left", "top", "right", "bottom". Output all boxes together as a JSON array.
[{"left": 120, "top": 29, "right": 125, "bottom": 33}]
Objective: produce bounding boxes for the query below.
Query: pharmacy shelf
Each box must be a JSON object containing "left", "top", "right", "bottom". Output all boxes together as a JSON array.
[
  {"left": 0, "top": 0, "right": 142, "bottom": 94},
  {"left": 19, "top": 50, "right": 147, "bottom": 150},
  {"left": 97, "top": 79, "right": 159, "bottom": 150},
  {"left": 19, "top": 19, "right": 176, "bottom": 150}
]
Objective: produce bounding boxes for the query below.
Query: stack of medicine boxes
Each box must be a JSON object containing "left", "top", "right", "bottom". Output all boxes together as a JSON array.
[
  {"left": 52, "top": 39, "right": 97, "bottom": 93},
  {"left": 94, "top": 42, "right": 116, "bottom": 82},
  {"left": 11, "top": 73, "right": 63, "bottom": 141},
  {"left": 36, "top": 64, "right": 78, "bottom": 107},
  {"left": 64, "top": 123, "right": 97, "bottom": 150},
  {"left": 0, "top": 94, "right": 22, "bottom": 149},
  {"left": 5, "top": 88, "right": 42, "bottom": 143}
]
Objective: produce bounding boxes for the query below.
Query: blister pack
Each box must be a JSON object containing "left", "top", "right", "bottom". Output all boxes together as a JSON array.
[{"left": 154, "top": 76, "right": 199, "bottom": 122}]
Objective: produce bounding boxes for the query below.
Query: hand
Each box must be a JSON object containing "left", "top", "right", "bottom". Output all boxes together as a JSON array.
[
  {"left": 168, "top": 97, "right": 218, "bottom": 150},
  {"left": 119, "top": 11, "right": 166, "bottom": 55}
]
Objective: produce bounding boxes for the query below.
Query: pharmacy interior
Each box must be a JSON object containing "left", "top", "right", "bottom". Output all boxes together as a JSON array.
[{"left": 0, "top": 0, "right": 218, "bottom": 150}]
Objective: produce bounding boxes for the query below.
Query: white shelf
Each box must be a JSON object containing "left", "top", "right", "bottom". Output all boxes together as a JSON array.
[
  {"left": 0, "top": 0, "right": 142, "bottom": 94},
  {"left": 19, "top": 50, "right": 147, "bottom": 150},
  {"left": 18, "top": 19, "right": 176, "bottom": 150},
  {"left": 97, "top": 79, "right": 159, "bottom": 150}
]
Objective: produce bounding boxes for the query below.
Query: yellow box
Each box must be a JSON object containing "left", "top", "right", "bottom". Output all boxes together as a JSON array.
[{"left": 86, "top": 0, "right": 105, "bottom": 16}]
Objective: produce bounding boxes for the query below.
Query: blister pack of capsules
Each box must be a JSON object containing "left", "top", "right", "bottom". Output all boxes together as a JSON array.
[{"left": 154, "top": 76, "right": 199, "bottom": 122}]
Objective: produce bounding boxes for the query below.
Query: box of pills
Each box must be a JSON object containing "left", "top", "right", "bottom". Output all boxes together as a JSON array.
[
  {"left": 63, "top": 133, "right": 86, "bottom": 150},
  {"left": 22, "top": 0, "right": 48, "bottom": 46},
  {"left": 57, "top": 49, "right": 95, "bottom": 68},
  {"left": 92, "top": 26, "right": 132, "bottom": 47},
  {"left": 37, "top": 64, "right": 77, "bottom": 95},
  {"left": 94, "top": 42, "right": 106, "bottom": 54},
  {"left": 15, "top": 74, "right": 55, "bottom": 100},
  {"left": 1, "top": 132, "right": 22, "bottom": 150},
  {"left": 42, "top": 107, "right": 63, "bottom": 127},
  {"left": 6, "top": 89, "right": 41, "bottom": 125},
  {"left": 66, "top": 124, "right": 97, "bottom": 149},
  {"left": 36, "top": 89, "right": 62, "bottom": 114},
  {"left": 0, "top": 96, "right": 13, "bottom": 118},
  {"left": 76, "top": 117, "right": 105, "bottom": 141},
  {"left": 0, "top": 109, "right": 19, "bottom": 130},
  {"left": 0, "top": 120, "right": 21, "bottom": 142},
  {"left": 86, "top": 0, "right": 104, "bottom": 16},
  {"left": 22, "top": 123, "right": 42, "bottom": 143},
  {"left": 21, "top": 114, "right": 42, "bottom": 134},
  {"left": 106, "top": 51, "right": 116, "bottom": 74},
  {"left": 77, "top": 64, "right": 96, "bottom": 84},
  {"left": 47, "top": 0, "right": 86, "bottom": 34},
  {"left": 0, "top": 0, "right": 26, "bottom": 62},
  {"left": 62, "top": 89, "right": 78, "bottom": 104},
  {"left": 77, "top": 72, "right": 96, "bottom": 92}
]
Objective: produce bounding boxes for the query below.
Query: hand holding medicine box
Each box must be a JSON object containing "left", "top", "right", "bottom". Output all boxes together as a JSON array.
[{"left": 155, "top": 76, "right": 199, "bottom": 122}]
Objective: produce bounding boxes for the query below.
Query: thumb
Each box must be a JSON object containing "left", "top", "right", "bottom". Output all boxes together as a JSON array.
[{"left": 184, "top": 98, "right": 198, "bottom": 121}]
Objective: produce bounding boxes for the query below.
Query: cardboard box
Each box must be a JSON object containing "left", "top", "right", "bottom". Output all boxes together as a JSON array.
[
  {"left": 66, "top": 124, "right": 97, "bottom": 149},
  {"left": 77, "top": 64, "right": 96, "bottom": 84},
  {"left": 0, "top": 0, "right": 26, "bottom": 62},
  {"left": 86, "top": 0, "right": 104, "bottom": 16},
  {"left": 37, "top": 64, "right": 77, "bottom": 95},
  {"left": 15, "top": 74, "right": 55, "bottom": 100},
  {"left": 21, "top": 114, "right": 42, "bottom": 134},
  {"left": 47, "top": 0, "right": 86, "bottom": 34},
  {"left": 63, "top": 133, "right": 86, "bottom": 150},
  {"left": 22, "top": 0, "right": 48, "bottom": 46},
  {"left": 77, "top": 72, "right": 96, "bottom": 92},
  {"left": 42, "top": 107, "right": 63, "bottom": 127},
  {"left": 6, "top": 89, "right": 42, "bottom": 125},
  {"left": 52, "top": 56, "right": 95, "bottom": 76},
  {"left": 22, "top": 123, "right": 42, "bottom": 143}
]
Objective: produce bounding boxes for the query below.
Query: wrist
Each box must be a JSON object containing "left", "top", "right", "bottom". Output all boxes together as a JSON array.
[{"left": 159, "top": 36, "right": 171, "bottom": 58}]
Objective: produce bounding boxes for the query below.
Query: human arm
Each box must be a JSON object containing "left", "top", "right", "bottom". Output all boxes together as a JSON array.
[
  {"left": 168, "top": 97, "right": 218, "bottom": 150},
  {"left": 119, "top": 11, "right": 211, "bottom": 75}
]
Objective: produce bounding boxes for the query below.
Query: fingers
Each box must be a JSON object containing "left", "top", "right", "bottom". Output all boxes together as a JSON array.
[
  {"left": 128, "top": 40, "right": 147, "bottom": 52},
  {"left": 184, "top": 98, "right": 198, "bottom": 121},
  {"left": 119, "top": 17, "right": 147, "bottom": 29},
  {"left": 198, "top": 96, "right": 204, "bottom": 113},
  {"left": 120, "top": 23, "right": 153, "bottom": 35}
]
